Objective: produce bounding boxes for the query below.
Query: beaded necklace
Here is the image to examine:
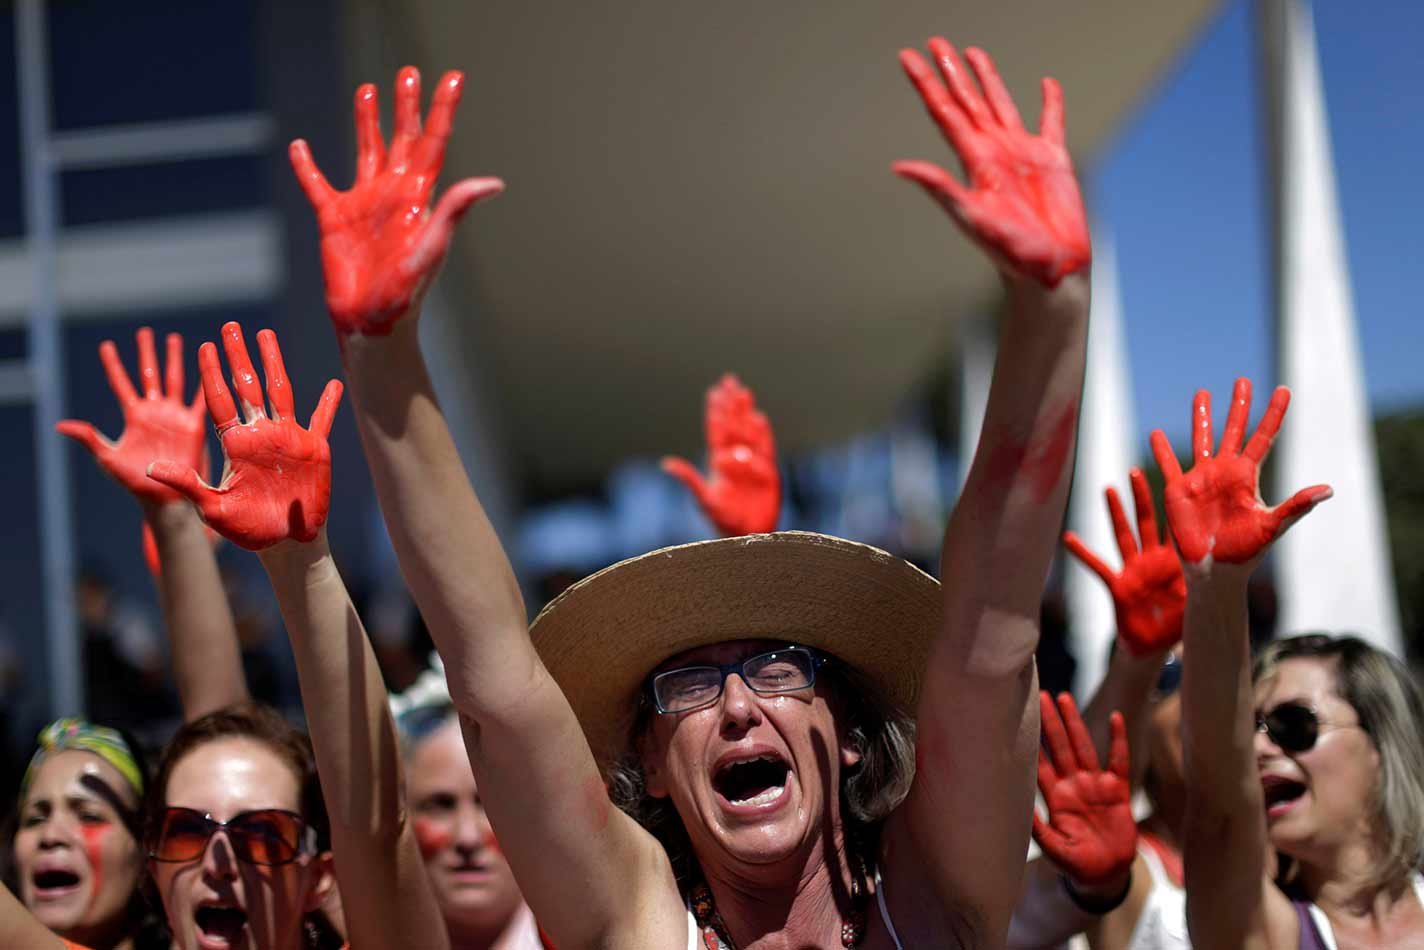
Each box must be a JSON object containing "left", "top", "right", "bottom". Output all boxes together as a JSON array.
[{"left": 688, "top": 854, "right": 870, "bottom": 950}]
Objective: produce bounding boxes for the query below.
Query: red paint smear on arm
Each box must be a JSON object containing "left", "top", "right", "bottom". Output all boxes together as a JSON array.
[{"left": 977, "top": 401, "right": 1078, "bottom": 505}]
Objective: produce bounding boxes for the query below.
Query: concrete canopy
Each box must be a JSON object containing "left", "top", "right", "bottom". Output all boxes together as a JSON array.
[{"left": 345, "top": 1, "right": 1219, "bottom": 487}]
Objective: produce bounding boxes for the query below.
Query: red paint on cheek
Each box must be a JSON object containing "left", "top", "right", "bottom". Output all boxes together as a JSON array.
[
  {"left": 484, "top": 829, "right": 502, "bottom": 858},
  {"left": 413, "top": 818, "right": 453, "bottom": 858},
  {"left": 80, "top": 823, "right": 109, "bottom": 913}
]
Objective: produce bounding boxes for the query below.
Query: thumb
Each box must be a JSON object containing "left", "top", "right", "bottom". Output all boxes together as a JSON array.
[
  {"left": 661, "top": 456, "right": 711, "bottom": 504},
  {"left": 406, "top": 177, "right": 505, "bottom": 278},
  {"left": 1271, "top": 484, "right": 1333, "bottom": 540},
  {"left": 146, "top": 461, "right": 218, "bottom": 517},
  {"left": 55, "top": 420, "right": 109, "bottom": 459},
  {"left": 1031, "top": 811, "right": 1070, "bottom": 865}
]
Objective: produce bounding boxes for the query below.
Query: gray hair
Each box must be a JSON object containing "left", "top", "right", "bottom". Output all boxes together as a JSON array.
[
  {"left": 606, "top": 653, "right": 916, "bottom": 885},
  {"left": 1254, "top": 634, "right": 1424, "bottom": 888}
]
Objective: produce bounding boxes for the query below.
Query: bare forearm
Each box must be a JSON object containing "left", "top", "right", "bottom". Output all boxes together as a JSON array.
[
  {"left": 258, "top": 533, "right": 448, "bottom": 949},
  {"left": 943, "top": 273, "right": 1090, "bottom": 674},
  {"left": 1180, "top": 574, "right": 1268, "bottom": 945},
  {"left": 146, "top": 500, "right": 248, "bottom": 719},
  {"left": 0, "top": 887, "right": 65, "bottom": 950},
  {"left": 259, "top": 534, "right": 402, "bottom": 835},
  {"left": 340, "top": 323, "right": 533, "bottom": 718},
  {"left": 1181, "top": 576, "right": 1260, "bottom": 813},
  {"left": 1083, "top": 645, "right": 1165, "bottom": 783}
]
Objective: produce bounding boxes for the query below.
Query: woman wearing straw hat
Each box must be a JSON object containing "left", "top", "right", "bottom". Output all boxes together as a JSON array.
[{"left": 287, "top": 33, "right": 1092, "bottom": 948}]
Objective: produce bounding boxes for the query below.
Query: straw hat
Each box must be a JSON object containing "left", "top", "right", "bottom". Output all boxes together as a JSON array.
[{"left": 530, "top": 531, "right": 942, "bottom": 771}]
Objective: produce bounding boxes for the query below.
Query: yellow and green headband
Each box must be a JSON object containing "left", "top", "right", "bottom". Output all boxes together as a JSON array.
[{"left": 20, "top": 717, "right": 144, "bottom": 802}]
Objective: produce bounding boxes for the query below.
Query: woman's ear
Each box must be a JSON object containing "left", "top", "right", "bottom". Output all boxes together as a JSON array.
[
  {"left": 840, "top": 735, "right": 863, "bottom": 770},
  {"left": 302, "top": 851, "right": 338, "bottom": 914}
]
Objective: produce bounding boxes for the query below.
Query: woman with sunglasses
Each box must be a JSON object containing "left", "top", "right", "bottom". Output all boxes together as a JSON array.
[
  {"left": 143, "top": 321, "right": 448, "bottom": 950},
  {"left": 1151, "top": 378, "right": 1424, "bottom": 947},
  {"left": 285, "top": 35, "right": 1091, "bottom": 947},
  {"left": 1009, "top": 469, "right": 1193, "bottom": 950}
]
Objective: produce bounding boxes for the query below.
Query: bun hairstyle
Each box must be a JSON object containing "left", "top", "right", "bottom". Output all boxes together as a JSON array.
[
  {"left": 1255, "top": 634, "right": 1424, "bottom": 890},
  {"left": 145, "top": 703, "right": 343, "bottom": 949}
]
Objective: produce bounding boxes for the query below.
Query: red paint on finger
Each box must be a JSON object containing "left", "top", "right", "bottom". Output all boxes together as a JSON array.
[{"left": 663, "top": 375, "right": 780, "bottom": 536}]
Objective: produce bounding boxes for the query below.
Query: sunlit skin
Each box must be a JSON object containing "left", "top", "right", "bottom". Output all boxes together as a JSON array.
[
  {"left": 14, "top": 751, "right": 143, "bottom": 949},
  {"left": 1253, "top": 658, "right": 1380, "bottom": 866},
  {"left": 406, "top": 718, "right": 527, "bottom": 948},
  {"left": 150, "top": 738, "right": 333, "bottom": 950},
  {"left": 642, "top": 639, "right": 861, "bottom": 887}
]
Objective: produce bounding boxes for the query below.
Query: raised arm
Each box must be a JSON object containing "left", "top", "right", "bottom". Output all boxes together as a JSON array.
[
  {"left": 887, "top": 37, "right": 1091, "bottom": 938},
  {"left": 1011, "top": 473, "right": 1184, "bottom": 946},
  {"left": 1149, "top": 378, "right": 1331, "bottom": 949},
  {"left": 287, "top": 69, "right": 679, "bottom": 946},
  {"left": 0, "top": 885, "right": 67, "bottom": 950},
  {"left": 148, "top": 322, "right": 446, "bottom": 950},
  {"left": 56, "top": 328, "right": 246, "bottom": 719},
  {"left": 1066, "top": 467, "right": 1186, "bottom": 771}
]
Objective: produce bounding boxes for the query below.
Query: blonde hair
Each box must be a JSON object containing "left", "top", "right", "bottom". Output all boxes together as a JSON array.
[{"left": 1254, "top": 634, "right": 1424, "bottom": 888}]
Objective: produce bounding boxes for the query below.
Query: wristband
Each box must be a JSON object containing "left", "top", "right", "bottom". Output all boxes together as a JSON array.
[{"left": 1061, "top": 869, "right": 1132, "bottom": 915}]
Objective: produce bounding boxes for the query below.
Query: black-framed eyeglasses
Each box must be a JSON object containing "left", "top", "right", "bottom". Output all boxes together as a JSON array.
[
  {"left": 148, "top": 807, "right": 317, "bottom": 866},
  {"left": 1152, "top": 653, "right": 1183, "bottom": 699},
  {"left": 1255, "top": 702, "right": 1364, "bottom": 754},
  {"left": 650, "top": 646, "right": 826, "bottom": 715}
]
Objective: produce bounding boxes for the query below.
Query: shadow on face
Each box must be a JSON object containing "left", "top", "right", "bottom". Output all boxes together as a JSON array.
[{"left": 150, "top": 737, "right": 334, "bottom": 950}]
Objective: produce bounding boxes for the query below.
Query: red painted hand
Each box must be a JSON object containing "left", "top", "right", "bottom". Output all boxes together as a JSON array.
[
  {"left": 1064, "top": 468, "right": 1186, "bottom": 656},
  {"left": 147, "top": 322, "right": 343, "bottom": 551},
  {"left": 56, "top": 328, "right": 207, "bottom": 506},
  {"left": 894, "top": 38, "right": 1089, "bottom": 287},
  {"left": 662, "top": 375, "right": 781, "bottom": 536},
  {"left": 289, "top": 67, "right": 505, "bottom": 335},
  {"left": 1149, "top": 379, "right": 1332, "bottom": 568},
  {"left": 1032, "top": 692, "right": 1136, "bottom": 887}
]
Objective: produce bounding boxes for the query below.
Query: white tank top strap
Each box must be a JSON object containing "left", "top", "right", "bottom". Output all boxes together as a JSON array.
[
  {"left": 1304, "top": 870, "right": 1424, "bottom": 950},
  {"left": 873, "top": 865, "right": 905, "bottom": 950}
]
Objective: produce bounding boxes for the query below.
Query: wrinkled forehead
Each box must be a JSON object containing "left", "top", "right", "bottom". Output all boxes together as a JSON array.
[{"left": 652, "top": 638, "right": 801, "bottom": 675}]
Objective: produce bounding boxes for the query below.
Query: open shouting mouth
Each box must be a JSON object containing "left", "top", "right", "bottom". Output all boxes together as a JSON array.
[{"left": 713, "top": 751, "right": 792, "bottom": 813}]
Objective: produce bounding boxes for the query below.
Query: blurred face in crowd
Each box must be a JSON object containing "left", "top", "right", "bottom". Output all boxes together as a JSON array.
[
  {"left": 642, "top": 639, "right": 859, "bottom": 876},
  {"left": 14, "top": 750, "right": 144, "bottom": 947},
  {"left": 1254, "top": 657, "right": 1381, "bottom": 865},
  {"left": 407, "top": 716, "right": 525, "bottom": 939},
  {"left": 150, "top": 737, "right": 333, "bottom": 950}
]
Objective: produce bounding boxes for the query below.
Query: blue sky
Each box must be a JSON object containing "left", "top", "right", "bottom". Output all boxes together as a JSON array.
[{"left": 1091, "top": 0, "right": 1423, "bottom": 455}]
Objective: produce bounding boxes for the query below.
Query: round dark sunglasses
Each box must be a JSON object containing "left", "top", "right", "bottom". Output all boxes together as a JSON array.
[
  {"left": 1255, "top": 702, "right": 1364, "bottom": 754},
  {"left": 148, "top": 807, "right": 316, "bottom": 866}
]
